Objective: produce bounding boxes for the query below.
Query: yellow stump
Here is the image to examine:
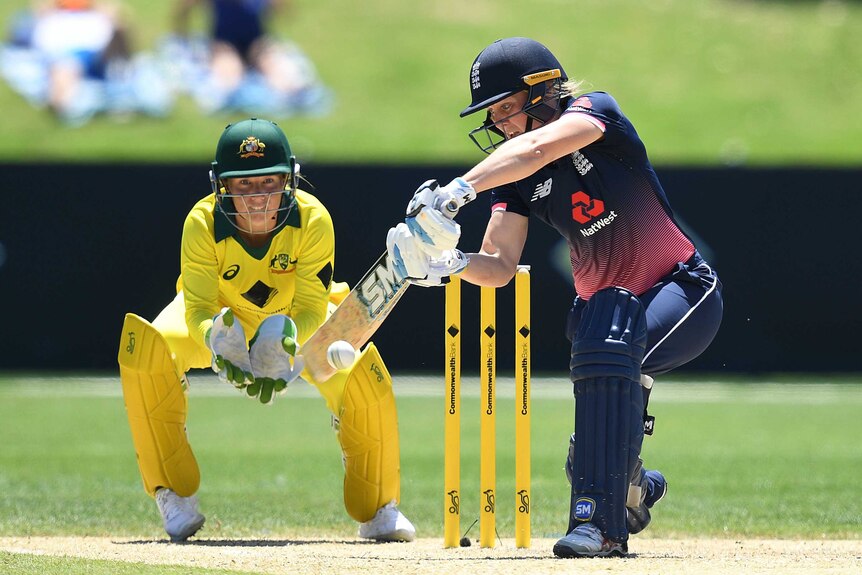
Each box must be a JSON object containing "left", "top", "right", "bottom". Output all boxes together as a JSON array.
[
  {"left": 514, "top": 266, "right": 531, "bottom": 548},
  {"left": 480, "top": 285, "right": 496, "bottom": 548},
  {"left": 443, "top": 277, "right": 461, "bottom": 548}
]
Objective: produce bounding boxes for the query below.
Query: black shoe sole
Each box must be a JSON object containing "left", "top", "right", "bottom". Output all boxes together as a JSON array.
[{"left": 553, "top": 543, "right": 627, "bottom": 558}]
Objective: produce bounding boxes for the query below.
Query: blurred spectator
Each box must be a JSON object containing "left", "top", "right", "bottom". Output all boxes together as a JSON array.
[
  {"left": 165, "top": 0, "right": 331, "bottom": 116},
  {"left": 1, "top": 0, "right": 173, "bottom": 125}
]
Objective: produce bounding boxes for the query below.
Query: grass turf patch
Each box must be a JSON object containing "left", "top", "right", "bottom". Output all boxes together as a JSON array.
[{"left": 0, "top": 375, "right": 859, "bottom": 540}]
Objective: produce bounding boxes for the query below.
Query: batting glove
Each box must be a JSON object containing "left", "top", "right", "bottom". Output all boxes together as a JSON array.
[
  {"left": 405, "top": 179, "right": 475, "bottom": 258},
  {"left": 206, "top": 307, "right": 254, "bottom": 387},
  {"left": 386, "top": 222, "right": 430, "bottom": 280},
  {"left": 406, "top": 178, "right": 476, "bottom": 218},
  {"left": 248, "top": 315, "right": 304, "bottom": 404},
  {"left": 409, "top": 249, "right": 470, "bottom": 288}
]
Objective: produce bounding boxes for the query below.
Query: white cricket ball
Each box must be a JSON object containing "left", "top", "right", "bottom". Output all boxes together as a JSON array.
[{"left": 326, "top": 340, "right": 357, "bottom": 370}]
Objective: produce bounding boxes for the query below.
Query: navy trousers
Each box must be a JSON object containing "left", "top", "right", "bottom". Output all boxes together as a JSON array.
[{"left": 567, "top": 252, "right": 723, "bottom": 377}]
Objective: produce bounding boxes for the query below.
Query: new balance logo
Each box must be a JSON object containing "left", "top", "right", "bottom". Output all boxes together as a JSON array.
[{"left": 531, "top": 178, "right": 553, "bottom": 201}]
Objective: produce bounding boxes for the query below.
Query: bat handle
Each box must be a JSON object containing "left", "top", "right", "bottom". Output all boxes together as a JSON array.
[{"left": 434, "top": 197, "right": 461, "bottom": 218}]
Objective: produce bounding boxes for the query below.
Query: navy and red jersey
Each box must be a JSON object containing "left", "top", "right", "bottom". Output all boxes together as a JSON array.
[{"left": 489, "top": 91, "right": 695, "bottom": 299}]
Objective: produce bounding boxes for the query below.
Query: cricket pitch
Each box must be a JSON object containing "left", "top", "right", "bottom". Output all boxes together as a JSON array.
[{"left": 1, "top": 536, "right": 859, "bottom": 574}]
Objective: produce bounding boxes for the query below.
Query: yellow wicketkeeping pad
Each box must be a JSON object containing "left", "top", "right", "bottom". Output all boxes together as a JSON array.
[
  {"left": 118, "top": 313, "right": 200, "bottom": 497},
  {"left": 337, "top": 342, "right": 401, "bottom": 522}
]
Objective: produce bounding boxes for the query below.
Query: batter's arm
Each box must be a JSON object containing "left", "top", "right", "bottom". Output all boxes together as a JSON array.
[
  {"left": 460, "top": 210, "right": 529, "bottom": 288},
  {"left": 463, "top": 113, "right": 604, "bottom": 193}
]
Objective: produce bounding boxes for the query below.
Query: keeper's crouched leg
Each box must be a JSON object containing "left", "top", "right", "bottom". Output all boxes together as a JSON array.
[
  {"left": 118, "top": 313, "right": 200, "bottom": 497},
  {"left": 119, "top": 313, "right": 205, "bottom": 542},
  {"left": 331, "top": 342, "right": 415, "bottom": 541}
]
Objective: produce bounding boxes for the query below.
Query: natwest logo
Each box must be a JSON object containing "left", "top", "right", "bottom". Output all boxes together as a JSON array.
[
  {"left": 571, "top": 191, "right": 605, "bottom": 224},
  {"left": 579, "top": 211, "right": 618, "bottom": 237}
]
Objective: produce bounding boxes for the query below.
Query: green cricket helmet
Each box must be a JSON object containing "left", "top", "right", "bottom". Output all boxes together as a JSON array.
[{"left": 210, "top": 118, "right": 299, "bottom": 234}]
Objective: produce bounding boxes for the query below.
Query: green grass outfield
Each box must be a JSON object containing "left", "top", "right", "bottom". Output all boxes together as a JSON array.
[
  {"left": 1, "top": 373, "right": 860, "bottom": 543},
  {"left": 0, "top": 553, "right": 254, "bottom": 575},
  {"left": 1, "top": 0, "right": 860, "bottom": 165}
]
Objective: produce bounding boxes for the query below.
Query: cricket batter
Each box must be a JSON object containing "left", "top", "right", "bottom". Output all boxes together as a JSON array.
[
  {"left": 387, "top": 38, "right": 723, "bottom": 557},
  {"left": 118, "top": 118, "right": 415, "bottom": 543}
]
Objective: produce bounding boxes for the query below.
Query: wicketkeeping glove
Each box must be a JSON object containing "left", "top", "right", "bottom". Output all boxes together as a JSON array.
[
  {"left": 206, "top": 307, "right": 254, "bottom": 387},
  {"left": 248, "top": 314, "right": 304, "bottom": 404}
]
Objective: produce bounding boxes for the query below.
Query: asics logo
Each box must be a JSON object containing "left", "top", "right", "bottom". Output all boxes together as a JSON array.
[
  {"left": 531, "top": 178, "right": 553, "bottom": 202},
  {"left": 571, "top": 191, "right": 605, "bottom": 224},
  {"left": 222, "top": 264, "right": 240, "bottom": 280}
]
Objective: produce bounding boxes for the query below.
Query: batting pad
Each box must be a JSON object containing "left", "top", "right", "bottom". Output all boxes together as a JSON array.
[
  {"left": 118, "top": 313, "right": 200, "bottom": 497},
  {"left": 337, "top": 342, "right": 401, "bottom": 522},
  {"left": 568, "top": 288, "right": 646, "bottom": 543}
]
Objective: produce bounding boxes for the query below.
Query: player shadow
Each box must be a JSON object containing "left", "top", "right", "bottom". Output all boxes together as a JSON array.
[{"left": 115, "top": 538, "right": 375, "bottom": 547}]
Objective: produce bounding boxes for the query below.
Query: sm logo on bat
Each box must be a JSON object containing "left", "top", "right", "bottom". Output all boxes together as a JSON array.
[{"left": 357, "top": 253, "right": 408, "bottom": 318}]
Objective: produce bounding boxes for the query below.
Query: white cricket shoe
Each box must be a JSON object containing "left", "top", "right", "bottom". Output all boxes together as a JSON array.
[
  {"left": 358, "top": 500, "right": 416, "bottom": 542},
  {"left": 155, "top": 488, "right": 205, "bottom": 542},
  {"left": 553, "top": 523, "right": 627, "bottom": 558}
]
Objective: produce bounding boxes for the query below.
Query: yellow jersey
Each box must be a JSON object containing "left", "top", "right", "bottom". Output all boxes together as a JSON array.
[{"left": 179, "top": 190, "right": 335, "bottom": 348}]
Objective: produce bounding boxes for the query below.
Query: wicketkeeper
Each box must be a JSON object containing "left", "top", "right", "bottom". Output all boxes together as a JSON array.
[
  {"left": 387, "top": 37, "right": 724, "bottom": 557},
  {"left": 118, "top": 118, "right": 415, "bottom": 543}
]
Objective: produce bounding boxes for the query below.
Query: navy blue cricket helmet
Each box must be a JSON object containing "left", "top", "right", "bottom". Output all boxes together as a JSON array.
[{"left": 461, "top": 37, "right": 568, "bottom": 153}]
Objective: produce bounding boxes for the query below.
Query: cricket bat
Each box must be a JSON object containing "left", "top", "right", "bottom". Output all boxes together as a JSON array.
[{"left": 299, "top": 251, "right": 409, "bottom": 382}]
